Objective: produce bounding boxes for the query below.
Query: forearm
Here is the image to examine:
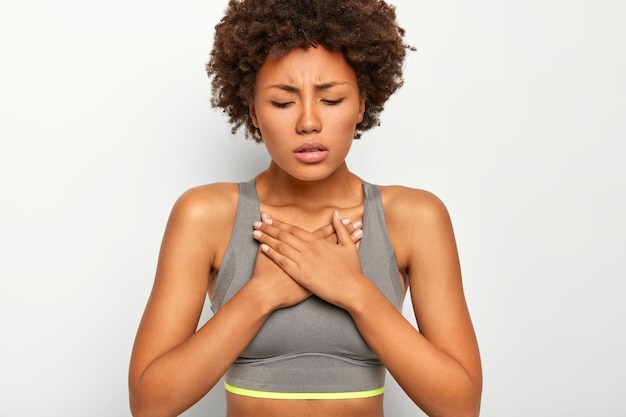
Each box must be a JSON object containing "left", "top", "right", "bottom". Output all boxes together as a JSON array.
[
  {"left": 348, "top": 280, "right": 481, "bottom": 417},
  {"left": 130, "top": 282, "right": 273, "bottom": 417}
]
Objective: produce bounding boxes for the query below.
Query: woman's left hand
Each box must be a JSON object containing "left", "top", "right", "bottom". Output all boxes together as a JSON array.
[{"left": 252, "top": 210, "right": 366, "bottom": 309}]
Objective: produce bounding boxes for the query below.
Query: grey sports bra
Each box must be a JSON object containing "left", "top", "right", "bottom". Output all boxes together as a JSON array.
[{"left": 211, "top": 179, "right": 405, "bottom": 398}]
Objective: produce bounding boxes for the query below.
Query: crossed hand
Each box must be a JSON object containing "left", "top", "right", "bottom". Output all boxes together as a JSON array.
[{"left": 250, "top": 211, "right": 365, "bottom": 310}]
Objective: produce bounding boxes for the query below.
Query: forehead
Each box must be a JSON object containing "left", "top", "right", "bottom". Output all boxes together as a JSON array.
[{"left": 255, "top": 45, "right": 357, "bottom": 86}]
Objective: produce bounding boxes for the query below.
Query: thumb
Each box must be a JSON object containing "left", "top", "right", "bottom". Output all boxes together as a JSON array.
[{"left": 332, "top": 210, "right": 354, "bottom": 246}]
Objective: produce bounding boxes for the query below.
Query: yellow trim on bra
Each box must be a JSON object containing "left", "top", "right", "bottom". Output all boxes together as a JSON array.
[{"left": 224, "top": 382, "right": 384, "bottom": 400}]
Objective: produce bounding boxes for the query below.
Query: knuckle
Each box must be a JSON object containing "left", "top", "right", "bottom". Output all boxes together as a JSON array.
[
  {"left": 275, "top": 229, "right": 288, "bottom": 240},
  {"left": 274, "top": 241, "right": 287, "bottom": 253},
  {"left": 276, "top": 257, "right": 289, "bottom": 269}
]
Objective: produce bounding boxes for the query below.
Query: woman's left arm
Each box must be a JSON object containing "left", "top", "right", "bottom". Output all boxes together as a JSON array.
[
  {"left": 350, "top": 186, "right": 482, "bottom": 417},
  {"left": 253, "top": 189, "right": 481, "bottom": 417}
]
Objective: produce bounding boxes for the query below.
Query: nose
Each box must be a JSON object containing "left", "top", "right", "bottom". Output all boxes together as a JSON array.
[{"left": 296, "top": 102, "right": 321, "bottom": 134}]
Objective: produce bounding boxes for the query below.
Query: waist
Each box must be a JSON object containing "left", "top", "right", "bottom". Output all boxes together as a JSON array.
[
  {"left": 226, "top": 352, "right": 386, "bottom": 394},
  {"left": 225, "top": 382, "right": 384, "bottom": 400},
  {"left": 225, "top": 389, "right": 385, "bottom": 417}
]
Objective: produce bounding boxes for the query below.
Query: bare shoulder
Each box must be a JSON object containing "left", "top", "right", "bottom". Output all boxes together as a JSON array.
[
  {"left": 163, "top": 182, "right": 240, "bottom": 269},
  {"left": 172, "top": 182, "right": 239, "bottom": 221},
  {"left": 379, "top": 185, "right": 454, "bottom": 270},
  {"left": 379, "top": 185, "right": 452, "bottom": 229},
  {"left": 129, "top": 182, "right": 242, "bottom": 390}
]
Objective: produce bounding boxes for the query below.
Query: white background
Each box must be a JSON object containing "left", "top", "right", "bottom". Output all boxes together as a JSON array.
[{"left": 1, "top": 0, "right": 625, "bottom": 416}]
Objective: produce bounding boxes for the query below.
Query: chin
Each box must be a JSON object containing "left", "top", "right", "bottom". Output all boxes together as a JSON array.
[{"left": 296, "top": 168, "right": 346, "bottom": 183}]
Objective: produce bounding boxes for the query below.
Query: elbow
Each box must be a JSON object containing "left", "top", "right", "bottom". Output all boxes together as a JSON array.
[
  {"left": 453, "top": 366, "right": 482, "bottom": 417},
  {"left": 427, "top": 380, "right": 482, "bottom": 417},
  {"left": 129, "top": 377, "right": 149, "bottom": 417},
  {"left": 442, "top": 400, "right": 481, "bottom": 417},
  {"left": 421, "top": 394, "right": 481, "bottom": 417},
  {"left": 456, "top": 402, "right": 481, "bottom": 417},
  {"left": 129, "top": 390, "right": 153, "bottom": 417},
  {"left": 129, "top": 378, "right": 193, "bottom": 417},
  {"left": 129, "top": 397, "right": 145, "bottom": 417},
  {"left": 454, "top": 386, "right": 482, "bottom": 417},
  {"left": 453, "top": 382, "right": 481, "bottom": 417},
  {"left": 432, "top": 401, "right": 480, "bottom": 417},
  {"left": 129, "top": 382, "right": 170, "bottom": 417},
  {"left": 129, "top": 396, "right": 169, "bottom": 417},
  {"left": 128, "top": 368, "right": 166, "bottom": 417},
  {"left": 129, "top": 398, "right": 143, "bottom": 417},
  {"left": 461, "top": 405, "right": 481, "bottom": 417}
]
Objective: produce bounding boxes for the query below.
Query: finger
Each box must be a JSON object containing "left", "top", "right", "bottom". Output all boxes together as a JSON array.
[
  {"left": 313, "top": 223, "right": 337, "bottom": 242},
  {"left": 317, "top": 229, "right": 363, "bottom": 245},
  {"left": 314, "top": 219, "right": 358, "bottom": 243},
  {"left": 333, "top": 210, "right": 360, "bottom": 246},
  {"left": 259, "top": 213, "right": 318, "bottom": 244},
  {"left": 260, "top": 212, "right": 363, "bottom": 245},
  {"left": 259, "top": 242, "right": 298, "bottom": 277},
  {"left": 253, "top": 225, "right": 303, "bottom": 261},
  {"left": 349, "top": 220, "right": 364, "bottom": 244}
]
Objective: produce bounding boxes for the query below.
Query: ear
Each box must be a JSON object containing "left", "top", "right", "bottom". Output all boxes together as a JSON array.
[
  {"left": 249, "top": 103, "right": 259, "bottom": 128},
  {"left": 357, "top": 98, "right": 365, "bottom": 124}
]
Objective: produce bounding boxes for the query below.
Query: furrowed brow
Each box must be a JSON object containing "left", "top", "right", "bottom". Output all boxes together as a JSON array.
[
  {"left": 268, "top": 81, "right": 349, "bottom": 93},
  {"left": 315, "top": 81, "right": 348, "bottom": 91},
  {"left": 269, "top": 84, "right": 299, "bottom": 93}
]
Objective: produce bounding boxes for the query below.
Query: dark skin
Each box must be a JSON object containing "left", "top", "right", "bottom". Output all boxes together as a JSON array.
[{"left": 129, "top": 46, "right": 481, "bottom": 417}]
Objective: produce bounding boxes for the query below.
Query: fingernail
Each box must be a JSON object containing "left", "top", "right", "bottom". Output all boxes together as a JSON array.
[
  {"left": 261, "top": 213, "right": 273, "bottom": 225},
  {"left": 260, "top": 243, "right": 269, "bottom": 252},
  {"left": 341, "top": 218, "right": 351, "bottom": 225},
  {"left": 334, "top": 210, "right": 340, "bottom": 220},
  {"left": 353, "top": 229, "right": 364, "bottom": 239},
  {"left": 352, "top": 221, "right": 363, "bottom": 229},
  {"left": 253, "top": 230, "right": 262, "bottom": 239},
  {"left": 253, "top": 221, "right": 263, "bottom": 229}
]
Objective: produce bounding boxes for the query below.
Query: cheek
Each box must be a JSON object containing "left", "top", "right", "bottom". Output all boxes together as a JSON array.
[
  {"left": 326, "top": 108, "right": 361, "bottom": 134},
  {"left": 256, "top": 109, "right": 293, "bottom": 135}
]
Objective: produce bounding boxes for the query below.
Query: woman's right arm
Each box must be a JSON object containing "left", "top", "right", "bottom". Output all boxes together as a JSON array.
[{"left": 128, "top": 184, "right": 293, "bottom": 417}]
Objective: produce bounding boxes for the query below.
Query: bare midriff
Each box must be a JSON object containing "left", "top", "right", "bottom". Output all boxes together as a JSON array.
[{"left": 225, "top": 391, "right": 385, "bottom": 417}]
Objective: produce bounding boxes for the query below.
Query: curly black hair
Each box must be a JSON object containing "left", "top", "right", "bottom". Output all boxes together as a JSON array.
[{"left": 206, "top": 0, "right": 413, "bottom": 142}]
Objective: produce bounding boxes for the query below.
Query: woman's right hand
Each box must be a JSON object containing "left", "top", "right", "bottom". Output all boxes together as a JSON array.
[
  {"left": 314, "top": 217, "right": 364, "bottom": 245},
  {"left": 250, "top": 247, "right": 312, "bottom": 310}
]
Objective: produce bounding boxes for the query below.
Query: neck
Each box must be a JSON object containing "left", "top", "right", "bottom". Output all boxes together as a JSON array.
[{"left": 256, "top": 161, "right": 362, "bottom": 210}]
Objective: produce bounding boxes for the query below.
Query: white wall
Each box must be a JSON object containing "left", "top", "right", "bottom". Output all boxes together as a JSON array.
[{"left": 1, "top": 0, "right": 624, "bottom": 416}]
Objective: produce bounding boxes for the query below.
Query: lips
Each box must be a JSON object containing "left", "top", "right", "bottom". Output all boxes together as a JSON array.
[
  {"left": 293, "top": 142, "right": 328, "bottom": 153},
  {"left": 293, "top": 142, "right": 329, "bottom": 163}
]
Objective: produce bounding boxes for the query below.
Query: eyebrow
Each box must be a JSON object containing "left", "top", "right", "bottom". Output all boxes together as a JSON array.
[{"left": 268, "top": 81, "right": 349, "bottom": 93}]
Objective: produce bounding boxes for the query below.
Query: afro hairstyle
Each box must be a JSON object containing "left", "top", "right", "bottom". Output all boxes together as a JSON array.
[{"left": 206, "top": 0, "right": 413, "bottom": 142}]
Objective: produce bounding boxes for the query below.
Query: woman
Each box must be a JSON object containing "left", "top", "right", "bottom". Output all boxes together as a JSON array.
[{"left": 129, "top": 1, "right": 482, "bottom": 416}]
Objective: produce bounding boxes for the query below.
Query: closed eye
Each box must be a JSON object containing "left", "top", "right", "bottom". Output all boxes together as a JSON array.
[
  {"left": 271, "top": 101, "right": 293, "bottom": 108},
  {"left": 323, "top": 98, "right": 344, "bottom": 105}
]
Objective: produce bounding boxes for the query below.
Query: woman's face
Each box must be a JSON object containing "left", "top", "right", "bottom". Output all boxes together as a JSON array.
[{"left": 250, "top": 45, "right": 365, "bottom": 182}]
